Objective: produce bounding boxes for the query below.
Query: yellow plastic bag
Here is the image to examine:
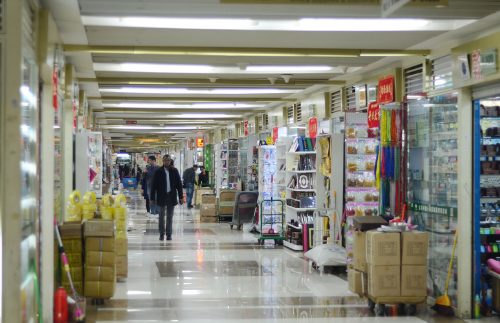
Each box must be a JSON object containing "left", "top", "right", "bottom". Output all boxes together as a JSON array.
[{"left": 65, "top": 190, "right": 82, "bottom": 222}]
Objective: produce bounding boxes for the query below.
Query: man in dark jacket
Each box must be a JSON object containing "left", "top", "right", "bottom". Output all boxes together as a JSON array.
[
  {"left": 145, "top": 156, "right": 160, "bottom": 216},
  {"left": 182, "top": 164, "right": 198, "bottom": 209},
  {"left": 150, "top": 154, "right": 184, "bottom": 241}
]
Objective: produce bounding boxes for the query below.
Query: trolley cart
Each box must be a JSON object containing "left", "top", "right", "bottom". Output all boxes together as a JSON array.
[
  {"left": 257, "top": 199, "right": 285, "bottom": 245},
  {"left": 367, "top": 295, "right": 426, "bottom": 316}
]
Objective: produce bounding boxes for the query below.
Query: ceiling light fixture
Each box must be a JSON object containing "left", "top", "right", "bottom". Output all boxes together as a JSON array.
[
  {"left": 99, "top": 87, "right": 300, "bottom": 95},
  {"left": 102, "top": 102, "right": 266, "bottom": 109},
  {"left": 246, "top": 66, "right": 331, "bottom": 72},
  {"left": 101, "top": 125, "right": 204, "bottom": 130}
]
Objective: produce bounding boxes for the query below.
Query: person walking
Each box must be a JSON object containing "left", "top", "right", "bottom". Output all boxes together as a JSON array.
[
  {"left": 150, "top": 154, "right": 184, "bottom": 241},
  {"left": 182, "top": 164, "right": 198, "bottom": 209},
  {"left": 145, "top": 156, "right": 160, "bottom": 217}
]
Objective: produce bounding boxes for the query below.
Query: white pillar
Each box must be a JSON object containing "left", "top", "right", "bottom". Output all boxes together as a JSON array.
[
  {"left": 62, "top": 96, "right": 75, "bottom": 212},
  {"left": 456, "top": 87, "right": 473, "bottom": 319}
]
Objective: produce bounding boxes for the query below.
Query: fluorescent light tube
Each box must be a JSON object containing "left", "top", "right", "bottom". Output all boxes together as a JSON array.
[
  {"left": 100, "top": 87, "right": 299, "bottom": 95},
  {"left": 103, "top": 102, "right": 265, "bottom": 109},
  {"left": 298, "top": 18, "right": 429, "bottom": 31},
  {"left": 102, "top": 125, "right": 201, "bottom": 130},
  {"left": 94, "top": 63, "right": 213, "bottom": 74},
  {"left": 246, "top": 65, "right": 332, "bottom": 72}
]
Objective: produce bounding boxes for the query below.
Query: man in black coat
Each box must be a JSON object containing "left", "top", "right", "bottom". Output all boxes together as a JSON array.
[{"left": 150, "top": 154, "right": 184, "bottom": 241}]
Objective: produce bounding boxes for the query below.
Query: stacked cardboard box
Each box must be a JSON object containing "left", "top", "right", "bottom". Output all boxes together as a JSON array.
[
  {"left": 363, "top": 230, "right": 429, "bottom": 299},
  {"left": 84, "top": 220, "right": 116, "bottom": 298},
  {"left": 348, "top": 231, "right": 368, "bottom": 295},
  {"left": 195, "top": 188, "right": 213, "bottom": 208},
  {"left": 218, "top": 190, "right": 237, "bottom": 215},
  {"left": 200, "top": 193, "right": 218, "bottom": 223},
  {"left": 115, "top": 237, "right": 128, "bottom": 279},
  {"left": 57, "top": 223, "right": 84, "bottom": 294}
]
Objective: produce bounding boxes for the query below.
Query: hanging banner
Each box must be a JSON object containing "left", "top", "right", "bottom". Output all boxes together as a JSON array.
[
  {"left": 471, "top": 49, "right": 482, "bottom": 81},
  {"left": 52, "top": 69, "right": 59, "bottom": 110},
  {"left": 367, "top": 102, "right": 380, "bottom": 129},
  {"left": 377, "top": 75, "right": 395, "bottom": 104},
  {"left": 272, "top": 127, "right": 279, "bottom": 143},
  {"left": 244, "top": 120, "right": 249, "bottom": 136},
  {"left": 308, "top": 117, "right": 318, "bottom": 138}
]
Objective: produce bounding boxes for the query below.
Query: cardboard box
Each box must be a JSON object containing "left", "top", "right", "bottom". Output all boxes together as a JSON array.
[
  {"left": 401, "top": 231, "right": 429, "bottom": 265},
  {"left": 195, "top": 188, "right": 213, "bottom": 206},
  {"left": 366, "top": 231, "right": 400, "bottom": 266},
  {"left": 62, "top": 267, "right": 83, "bottom": 283},
  {"left": 348, "top": 269, "right": 366, "bottom": 295},
  {"left": 200, "top": 204, "right": 217, "bottom": 217},
  {"left": 218, "top": 206, "right": 234, "bottom": 215},
  {"left": 368, "top": 265, "right": 400, "bottom": 298},
  {"left": 84, "top": 220, "right": 114, "bottom": 237},
  {"left": 85, "top": 237, "right": 115, "bottom": 252},
  {"left": 85, "top": 251, "right": 115, "bottom": 267},
  {"left": 200, "top": 216, "right": 218, "bottom": 223},
  {"left": 219, "top": 190, "right": 237, "bottom": 201},
  {"left": 201, "top": 194, "right": 216, "bottom": 204},
  {"left": 84, "top": 281, "right": 115, "bottom": 298},
  {"left": 61, "top": 239, "right": 83, "bottom": 253},
  {"left": 59, "top": 222, "right": 83, "bottom": 238},
  {"left": 66, "top": 253, "right": 83, "bottom": 267},
  {"left": 353, "top": 231, "right": 367, "bottom": 272},
  {"left": 401, "top": 265, "right": 427, "bottom": 297},
  {"left": 63, "top": 282, "right": 83, "bottom": 295},
  {"left": 352, "top": 216, "right": 387, "bottom": 232},
  {"left": 85, "top": 266, "right": 116, "bottom": 282},
  {"left": 115, "top": 238, "right": 128, "bottom": 256},
  {"left": 116, "top": 255, "right": 128, "bottom": 277}
]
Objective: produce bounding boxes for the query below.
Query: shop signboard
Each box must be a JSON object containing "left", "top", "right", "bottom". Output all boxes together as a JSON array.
[
  {"left": 409, "top": 202, "right": 457, "bottom": 218},
  {"left": 308, "top": 117, "right": 318, "bottom": 138},
  {"left": 272, "top": 127, "right": 279, "bottom": 143},
  {"left": 196, "top": 137, "right": 204, "bottom": 148},
  {"left": 367, "top": 102, "right": 380, "bottom": 129},
  {"left": 377, "top": 76, "right": 395, "bottom": 104},
  {"left": 480, "top": 48, "right": 497, "bottom": 76}
]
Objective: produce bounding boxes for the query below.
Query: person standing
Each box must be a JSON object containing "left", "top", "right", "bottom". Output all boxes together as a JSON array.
[
  {"left": 182, "top": 164, "right": 198, "bottom": 209},
  {"left": 198, "top": 166, "right": 209, "bottom": 187},
  {"left": 150, "top": 154, "right": 184, "bottom": 241},
  {"left": 145, "top": 156, "right": 160, "bottom": 217}
]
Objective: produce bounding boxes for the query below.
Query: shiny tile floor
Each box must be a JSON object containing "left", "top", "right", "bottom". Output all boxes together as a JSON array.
[{"left": 87, "top": 191, "right": 469, "bottom": 323}]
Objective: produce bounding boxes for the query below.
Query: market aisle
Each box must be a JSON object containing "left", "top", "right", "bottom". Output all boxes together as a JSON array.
[{"left": 86, "top": 191, "right": 463, "bottom": 323}]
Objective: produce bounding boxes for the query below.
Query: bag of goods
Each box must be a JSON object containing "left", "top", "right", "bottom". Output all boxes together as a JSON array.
[
  {"left": 82, "top": 191, "right": 97, "bottom": 220},
  {"left": 65, "top": 190, "right": 82, "bottom": 222},
  {"left": 100, "top": 194, "right": 114, "bottom": 220},
  {"left": 113, "top": 194, "right": 127, "bottom": 234}
]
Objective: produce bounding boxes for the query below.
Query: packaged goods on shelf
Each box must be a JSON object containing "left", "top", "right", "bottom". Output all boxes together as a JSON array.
[
  {"left": 401, "top": 265, "right": 427, "bottom": 297},
  {"left": 366, "top": 231, "right": 400, "bottom": 266},
  {"left": 65, "top": 190, "right": 83, "bottom": 222},
  {"left": 84, "top": 220, "right": 114, "bottom": 237}
]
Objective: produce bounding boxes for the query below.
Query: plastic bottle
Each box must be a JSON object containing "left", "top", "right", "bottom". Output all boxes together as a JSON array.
[{"left": 474, "top": 294, "right": 481, "bottom": 318}]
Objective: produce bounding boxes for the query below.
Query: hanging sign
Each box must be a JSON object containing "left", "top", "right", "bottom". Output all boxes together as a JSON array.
[
  {"left": 471, "top": 49, "right": 482, "bottom": 81},
  {"left": 244, "top": 120, "right": 249, "bottom": 136},
  {"left": 367, "top": 102, "right": 380, "bottom": 129},
  {"left": 308, "top": 117, "right": 318, "bottom": 138},
  {"left": 272, "top": 127, "right": 279, "bottom": 143},
  {"left": 125, "top": 120, "right": 137, "bottom": 125},
  {"left": 196, "top": 137, "right": 204, "bottom": 148},
  {"left": 377, "top": 75, "right": 395, "bottom": 104}
]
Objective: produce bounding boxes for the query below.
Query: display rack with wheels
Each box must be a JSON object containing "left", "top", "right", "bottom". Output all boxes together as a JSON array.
[
  {"left": 368, "top": 296, "right": 424, "bottom": 316},
  {"left": 258, "top": 199, "right": 285, "bottom": 245}
]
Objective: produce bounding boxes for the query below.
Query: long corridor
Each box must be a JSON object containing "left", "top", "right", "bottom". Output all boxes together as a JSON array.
[{"left": 86, "top": 191, "right": 466, "bottom": 323}]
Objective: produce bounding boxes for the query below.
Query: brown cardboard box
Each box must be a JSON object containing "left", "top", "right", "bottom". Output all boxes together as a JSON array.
[
  {"left": 84, "top": 281, "right": 115, "bottom": 298},
  {"left": 200, "top": 216, "right": 218, "bottom": 223},
  {"left": 200, "top": 204, "right": 217, "bottom": 217},
  {"left": 85, "top": 266, "right": 116, "bottom": 282},
  {"left": 220, "top": 190, "right": 237, "bottom": 201},
  {"left": 348, "top": 269, "right": 366, "bottom": 295},
  {"left": 201, "top": 194, "right": 216, "bottom": 204},
  {"left": 401, "top": 265, "right": 427, "bottom": 297},
  {"left": 84, "top": 220, "right": 114, "bottom": 237},
  {"left": 353, "top": 231, "right": 367, "bottom": 272},
  {"left": 366, "top": 231, "right": 400, "bottom": 266},
  {"left": 85, "top": 237, "right": 115, "bottom": 252},
  {"left": 218, "top": 206, "right": 234, "bottom": 215},
  {"left": 66, "top": 253, "right": 83, "bottom": 267},
  {"left": 116, "top": 255, "right": 128, "bottom": 277},
  {"left": 63, "top": 282, "right": 83, "bottom": 295},
  {"left": 195, "top": 188, "right": 213, "bottom": 206},
  {"left": 61, "top": 239, "right": 83, "bottom": 253},
  {"left": 368, "top": 265, "right": 400, "bottom": 298},
  {"left": 115, "top": 238, "right": 128, "bottom": 256},
  {"left": 401, "top": 232, "right": 429, "bottom": 265},
  {"left": 60, "top": 222, "right": 83, "bottom": 238},
  {"left": 62, "top": 267, "right": 83, "bottom": 283},
  {"left": 85, "top": 251, "right": 115, "bottom": 267}
]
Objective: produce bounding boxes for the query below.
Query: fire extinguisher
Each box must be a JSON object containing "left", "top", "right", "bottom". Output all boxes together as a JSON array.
[{"left": 54, "top": 287, "right": 68, "bottom": 323}]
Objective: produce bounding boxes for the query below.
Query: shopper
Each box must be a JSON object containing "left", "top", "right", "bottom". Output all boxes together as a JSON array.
[
  {"left": 150, "top": 154, "right": 184, "bottom": 241},
  {"left": 141, "top": 167, "right": 150, "bottom": 213},
  {"left": 145, "top": 156, "right": 160, "bottom": 217},
  {"left": 182, "top": 164, "right": 198, "bottom": 209},
  {"left": 198, "top": 166, "right": 209, "bottom": 187}
]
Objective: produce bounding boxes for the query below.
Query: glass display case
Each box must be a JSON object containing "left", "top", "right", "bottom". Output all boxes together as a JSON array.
[{"left": 407, "top": 94, "right": 458, "bottom": 306}]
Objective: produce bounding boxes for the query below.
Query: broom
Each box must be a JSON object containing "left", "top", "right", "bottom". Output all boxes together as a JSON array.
[{"left": 432, "top": 230, "right": 458, "bottom": 316}]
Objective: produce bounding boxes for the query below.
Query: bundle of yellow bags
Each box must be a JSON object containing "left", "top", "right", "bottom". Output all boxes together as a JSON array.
[
  {"left": 114, "top": 194, "right": 127, "bottom": 239},
  {"left": 100, "top": 194, "right": 114, "bottom": 220},
  {"left": 65, "top": 190, "right": 82, "bottom": 222},
  {"left": 82, "top": 192, "right": 97, "bottom": 220}
]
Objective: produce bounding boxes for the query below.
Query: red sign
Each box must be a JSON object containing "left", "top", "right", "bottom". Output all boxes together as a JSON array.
[
  {"left": 272, "top": 127, "right": 279, "bottom": 143},
  {"left": 244, "top": 120, "right": 249, "bottom": 136},
  {"left": 377, "top": 76, "right": 395, "bottom": 104},
  {"left": 308, "top": 117, "right": 318, "bottom": 139},
  {"left": 367, "top": 102, "right": 380, "bottom": 129},
  {"left": 196, "top": 138, "right": 204, "bottom": 148},
  {"left": 52, "top": 69, "right": 58, "bottom": 110},
  {"left": 471, "top": 49, "right": 482, "bottom": 81},
  {"left": 125, "top": 120, "right": 137, "bottom": 125}
]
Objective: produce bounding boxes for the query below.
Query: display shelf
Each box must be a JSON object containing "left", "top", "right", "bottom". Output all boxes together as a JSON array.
[
  {"left": 286, "top": 205, "right": 316, "bottom": 212},
  {"left": 286, "top": 188, "right": 316, "bottom": 192},
  {"left": 480, "top": 197, "right": 500, "bottom": 203},
  {"left": 287, "top": 151, "right": 316, "bottom": 155},
  {"left": 288, "top": 170, "right": 316, "bottom": 173}
]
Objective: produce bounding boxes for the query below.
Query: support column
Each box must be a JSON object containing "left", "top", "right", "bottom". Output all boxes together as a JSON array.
[{"left": 456, "top": 87, "right": 473, "bottom": 319}]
